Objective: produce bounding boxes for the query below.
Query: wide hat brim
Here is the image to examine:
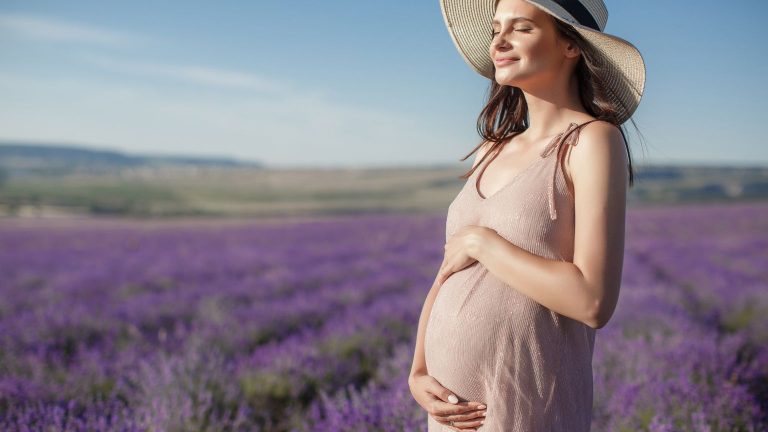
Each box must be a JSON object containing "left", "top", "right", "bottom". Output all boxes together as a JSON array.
[{"left": 439, "top": 0, "right": 646, "bottom": 125}]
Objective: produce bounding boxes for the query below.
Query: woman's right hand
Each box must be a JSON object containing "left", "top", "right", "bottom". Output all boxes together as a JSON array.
[{"left": 408, "top": 373, "right": 487, "bottom": 431}]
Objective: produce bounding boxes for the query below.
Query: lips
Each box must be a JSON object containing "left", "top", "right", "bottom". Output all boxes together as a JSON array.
[{"left": 494, "top": 57, "right": 519, "bottom": 65}]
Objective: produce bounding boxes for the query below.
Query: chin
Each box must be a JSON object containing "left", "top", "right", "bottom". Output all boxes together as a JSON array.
[{"left": 494, "top": 76, "right": 517, "bottom": 86}]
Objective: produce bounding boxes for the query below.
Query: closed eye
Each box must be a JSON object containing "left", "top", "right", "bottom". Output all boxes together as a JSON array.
[{"left": 490, "top": 28, "right": 532, "bottom": 37}]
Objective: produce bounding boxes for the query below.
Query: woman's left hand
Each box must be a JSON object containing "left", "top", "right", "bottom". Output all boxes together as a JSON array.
[{"left": 436, "top": 225, "right": 496, "bottom": 287}]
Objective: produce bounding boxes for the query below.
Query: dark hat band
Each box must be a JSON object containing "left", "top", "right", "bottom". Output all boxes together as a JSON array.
[{"left": 550, "top": 0, "right": 600, "bottom": 31}]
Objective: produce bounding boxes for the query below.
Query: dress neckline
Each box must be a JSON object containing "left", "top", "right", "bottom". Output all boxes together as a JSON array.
[
  {"left": 474, "top": 153, "right": 550, "bottom": 201},
  {"left": 474, "top": 121, "right": 585, "bottom": 201}
]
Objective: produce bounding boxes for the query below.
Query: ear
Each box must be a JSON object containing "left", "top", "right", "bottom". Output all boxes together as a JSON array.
[{"left": 562, "top": 39, "right": 581, "bottom": 59}]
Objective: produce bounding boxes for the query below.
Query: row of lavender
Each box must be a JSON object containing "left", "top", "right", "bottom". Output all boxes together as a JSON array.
[
  {"left": 0, "top": 214, "right": 441, "bottom": 430},
  {"left": 1, "top": 203, "right": 766, "bottom": 430}
]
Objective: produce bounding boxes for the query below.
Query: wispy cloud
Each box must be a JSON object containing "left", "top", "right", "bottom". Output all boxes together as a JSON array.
[
  {"left": 0, "top": 71, "right": 452, "bottom": 167},
  {"left": 0, "top": 12, "right": 453, "bottom": 166},
  {"left": 79, "top": 53, "right": 287, "bottom": 94},
  {"left": 0, "top": 12, "right": 146, "bottom": 46}
]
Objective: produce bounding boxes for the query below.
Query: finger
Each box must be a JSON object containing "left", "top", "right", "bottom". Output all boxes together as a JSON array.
[
  {"left": 429, "top": 415, "right": 458, "bottom": 432},
  {"left": 434, "top": 414, "right": 483, "bottom": 432},
  {"left": 425, "top": 377, "right": 459, "bottom": 404},
  {"left": 430, "top": 399, "right": 486, "bottom": 417},
  {"left": 423, "top": 377, "right": 484, "bottom": 414},
  {"left": 433, "top": 402, "right": 487, "bottom": 420},
  {"left": 443, "top": 407, "right": 488, "bottom": 423},
  {"left": 429, "top": 399, "right": 487, "bottom": 420},
  {"left": 430, "top": 414, "right": 471, "bottom": 432},
  {"left": 451, "top": 417, "right": 484, "bottom": 432}
]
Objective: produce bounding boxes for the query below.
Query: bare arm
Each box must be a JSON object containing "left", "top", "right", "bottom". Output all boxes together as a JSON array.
[
  {"left": 471, "top": 123, "right": 628, "bottom": 329},
  {"left": 409, "top": 140, "right": 493, "bottom": 379}
]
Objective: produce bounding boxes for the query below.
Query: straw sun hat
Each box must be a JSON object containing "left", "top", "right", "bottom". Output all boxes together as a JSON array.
[{"left": 438, "top": 0, "right": 646, "bottom": 125}]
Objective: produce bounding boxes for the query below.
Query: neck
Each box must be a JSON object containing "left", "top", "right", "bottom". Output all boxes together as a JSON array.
[{"left": 519, "top": 74, "right": 588, "bottom": 140}]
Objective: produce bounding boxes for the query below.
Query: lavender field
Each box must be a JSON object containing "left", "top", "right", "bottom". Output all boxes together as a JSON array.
[{"left": 1, "top": 202, "right": 767, "bottom": 431}]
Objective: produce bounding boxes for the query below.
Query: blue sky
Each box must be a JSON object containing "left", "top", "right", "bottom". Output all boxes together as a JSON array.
[{"left": 1, "top": 0, "right": 766, "bottom": 168}]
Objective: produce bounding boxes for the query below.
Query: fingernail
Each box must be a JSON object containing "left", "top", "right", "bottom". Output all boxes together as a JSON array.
[
  {"left": 448, "top": 394, "right": 458, "bottom": 404},
  {"left": 482, "top": 411, "right": 487, "bottom": 416},
  {"left": 477, "top": 404, "right": 486, "bottom": 409}
]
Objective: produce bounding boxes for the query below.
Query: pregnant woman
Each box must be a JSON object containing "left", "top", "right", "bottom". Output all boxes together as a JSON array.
[{"left": 408, "top": 0, "right": 646, "bottom": 431}]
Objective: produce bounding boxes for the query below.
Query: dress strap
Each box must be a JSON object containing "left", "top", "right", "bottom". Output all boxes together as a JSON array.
[{"left": 542, "top": 119, "right": 602, "bottom": 220}]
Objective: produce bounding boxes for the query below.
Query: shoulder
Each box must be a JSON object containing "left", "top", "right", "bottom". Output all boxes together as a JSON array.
[
  {"left": 576, "top": 120, "right": 625, "bottom": 153},
  {"left": 563, "top": 120, "right": 628, "bottom": 191},
  {"left": 567, "top": 120, "right": 627, "bottom": 172}
]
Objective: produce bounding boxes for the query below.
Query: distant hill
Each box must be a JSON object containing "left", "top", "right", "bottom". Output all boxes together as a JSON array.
[
  {"left": 0, "top": 141, "right": 767, "bottom": 219},
  {"left": 0, "top": 142, "right": 263, "bottom": 177}
]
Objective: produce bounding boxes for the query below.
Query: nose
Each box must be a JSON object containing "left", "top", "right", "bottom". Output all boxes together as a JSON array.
[
  {"left": 490, "top": 36, "right": 510, "bottom": 55},
  {"left": 490, "top": 29, "right": 511, "bottom": 52}
]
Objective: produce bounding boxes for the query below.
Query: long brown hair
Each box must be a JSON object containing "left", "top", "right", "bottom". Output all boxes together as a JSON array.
[{"left": 459, "top": 7, "right": 643, "bottom": 189}]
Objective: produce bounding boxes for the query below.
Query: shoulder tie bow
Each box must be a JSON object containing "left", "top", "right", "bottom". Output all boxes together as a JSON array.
[{"left": 538, "top": 122, "right": 583, "bottom": 221}]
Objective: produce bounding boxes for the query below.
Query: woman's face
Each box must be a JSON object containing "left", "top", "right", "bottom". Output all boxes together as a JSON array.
[{"left": 489, "top": 0, "right": 574, "bottom": 88}]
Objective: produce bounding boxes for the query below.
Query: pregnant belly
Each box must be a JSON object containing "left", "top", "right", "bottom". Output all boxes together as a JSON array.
[
  {"left": 423, "top": 264, "right": 530, "bottom": 404},
  {"left": 424, "top": 265, "right": 590, "bottom": 430}
]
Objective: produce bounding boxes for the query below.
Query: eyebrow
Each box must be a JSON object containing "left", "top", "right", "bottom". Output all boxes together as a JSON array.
[{"left": 492, "top": 17, "right": 535, "bottom": 25}]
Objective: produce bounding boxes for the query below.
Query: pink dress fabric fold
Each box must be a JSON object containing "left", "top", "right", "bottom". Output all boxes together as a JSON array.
[{"left": 424, "top": 119, "right": 600, "bottom": 432}]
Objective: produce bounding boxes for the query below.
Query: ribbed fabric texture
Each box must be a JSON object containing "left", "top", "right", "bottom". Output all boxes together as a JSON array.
[{"left": 424, "top": 120, "right": 600, "bottom": 432}]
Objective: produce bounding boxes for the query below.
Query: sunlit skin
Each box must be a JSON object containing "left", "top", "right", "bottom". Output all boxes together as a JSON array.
[{"left": 409, "top": 0, "right": 628, "bottom": 430}]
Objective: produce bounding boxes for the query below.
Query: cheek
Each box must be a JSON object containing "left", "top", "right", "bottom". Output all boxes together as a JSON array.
[
  {"left": 523, "top": 40, "right": 560, "bottom": 69},
  {"left": 523, "top": 37, "right": 550, "bottom": 58}
]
